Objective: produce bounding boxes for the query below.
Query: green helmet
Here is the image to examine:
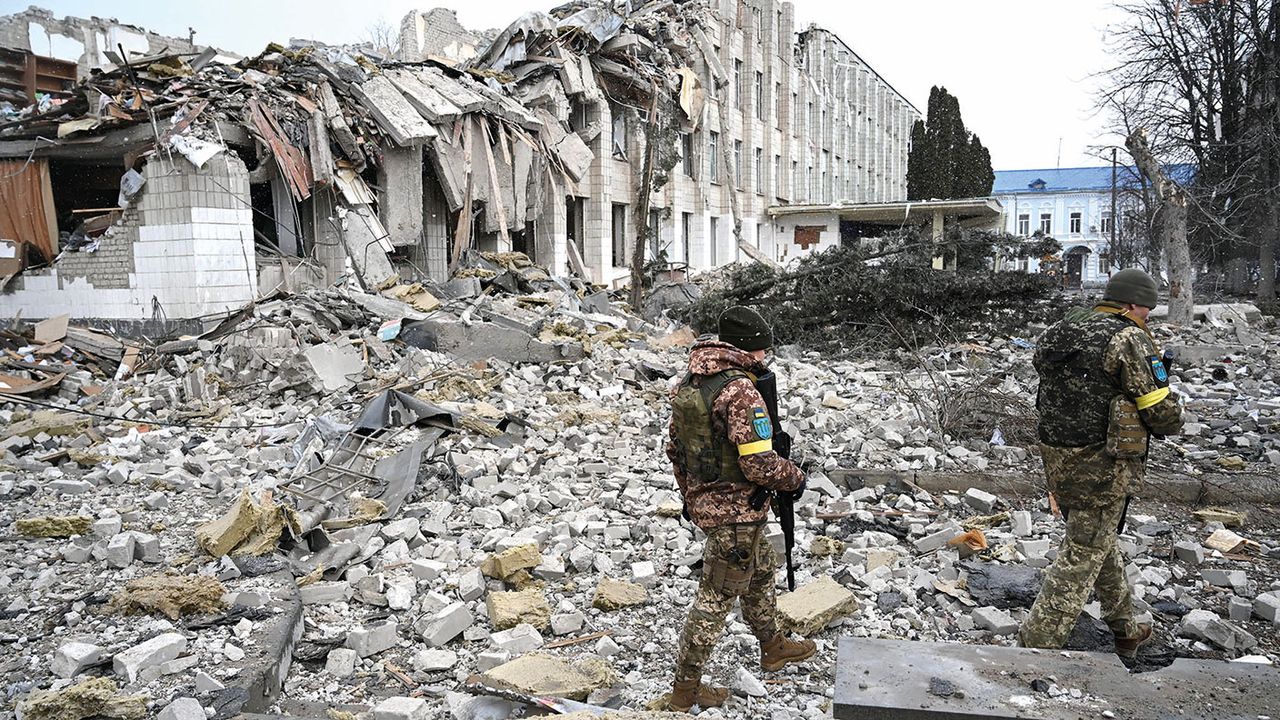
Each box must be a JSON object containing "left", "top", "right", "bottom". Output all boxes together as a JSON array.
[{"left": 1103, "top": 269, "right": 1158, "bottom": 309}]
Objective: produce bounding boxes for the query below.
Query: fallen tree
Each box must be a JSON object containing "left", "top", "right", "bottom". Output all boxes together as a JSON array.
[{"left": 682, "top": 242, "right": 1059, "bottom": 352}]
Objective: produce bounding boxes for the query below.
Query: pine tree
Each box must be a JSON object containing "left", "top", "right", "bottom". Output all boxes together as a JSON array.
[{"left": 906, "top": 86, "right": 993, "bottom": 200}]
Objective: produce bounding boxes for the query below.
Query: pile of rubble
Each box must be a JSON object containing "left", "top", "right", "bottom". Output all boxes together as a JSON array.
[{"left": 2, "top": 270, "right": 1278, "bottom": 720}]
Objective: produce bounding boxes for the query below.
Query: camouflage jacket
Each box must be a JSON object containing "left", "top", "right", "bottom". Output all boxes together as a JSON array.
[
  {"left": 1037, "top": 303, "right": 1184, "bottom": 508},
  {"left": 666, "top": 340, "right": 804, "bottom": 529}
]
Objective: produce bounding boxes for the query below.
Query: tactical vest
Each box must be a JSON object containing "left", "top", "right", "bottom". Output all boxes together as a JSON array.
[
  {"left": 670, "top": 369, "right": 752, "bottom": 486},
  {"left": 1034, "top": 308, "right": 1132, "bottom": 447}
]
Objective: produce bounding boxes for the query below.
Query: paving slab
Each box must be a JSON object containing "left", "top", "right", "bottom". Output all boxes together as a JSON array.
[{"left": 834, "top": 636, "right": 1279, "bottom": 720}]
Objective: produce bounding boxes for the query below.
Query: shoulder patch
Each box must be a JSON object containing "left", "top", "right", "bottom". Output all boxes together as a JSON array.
[
  {"left": 750, "top": 407, "right": 773, "bottom": 440},
  {"left": 1148, "top": 355, "right": 1169, "bottom": 385}
]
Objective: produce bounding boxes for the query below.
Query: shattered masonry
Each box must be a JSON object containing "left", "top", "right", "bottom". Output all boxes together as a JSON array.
[{"left": 0, "top": 0, "right": 917, "bottom": 323}]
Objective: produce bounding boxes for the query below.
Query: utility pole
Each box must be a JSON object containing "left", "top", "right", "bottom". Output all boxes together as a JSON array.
[{"left": 1110, "top": 147, "right": 1118, "bottom": 272}]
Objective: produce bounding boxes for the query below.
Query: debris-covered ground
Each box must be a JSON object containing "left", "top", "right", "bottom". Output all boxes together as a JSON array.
[{"left": 2, "top": 257, "right": 1279, "bottom": 720}]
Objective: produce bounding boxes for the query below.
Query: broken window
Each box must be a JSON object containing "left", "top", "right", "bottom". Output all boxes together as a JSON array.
[
  {"left": 610, "top": 102, "right": 628, "bottom": 160},
  {"left": 1039, "top": 212, "right": 1052, "bottom": 235},
  {"left": 681, "top": 133, "right": 694, "bottom": 177},
  {"left": 611, "top": 203, "right": 627, "bottom": 268},
  {"left": 775, "top": 154, "right": 783, "bottom": 200},
  {"left": 1069, "top": 211, "right": 1082, "bottom": 235},
  {"left": 734, "top": 140, "right": 743, "bottom": 188},
  {"left": 708, "top": 131, "right": 720, "bottom": 184},
  {"left": 648, "top": 209, "right": 661, "bottom": 260},
  {"left": 754, "top": 148, "right": 763, "bottom": 194},
  {"left": 569, "top": 99, "right": 588, "bottom": 132},
  {"left": 1017, "top": 213, "right": 1030, "bottom": 236}
]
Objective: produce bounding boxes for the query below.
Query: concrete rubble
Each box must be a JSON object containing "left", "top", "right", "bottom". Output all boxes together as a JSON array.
[{"left": 1, "top": 237, "right": 1279, "bottom": 720}]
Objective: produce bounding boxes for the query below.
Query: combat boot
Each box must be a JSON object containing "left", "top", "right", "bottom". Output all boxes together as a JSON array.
[
  {"left": 761, "top": 633, "right": 816, "bottom": 672},
  {"left": 666, "top": 678, "right": 730, "bottom": 712},
  {"left": 1114, "top": 623, "right": 1152, "bottom": 659}
]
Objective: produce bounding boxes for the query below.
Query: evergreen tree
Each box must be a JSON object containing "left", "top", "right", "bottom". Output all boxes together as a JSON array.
[{"left": 906, "top": 86, "right": 994, "bottom": 200}]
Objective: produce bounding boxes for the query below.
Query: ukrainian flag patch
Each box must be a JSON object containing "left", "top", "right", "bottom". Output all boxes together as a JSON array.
[{"left": 751, "top": 407, "right": 772, "bottom": 440}]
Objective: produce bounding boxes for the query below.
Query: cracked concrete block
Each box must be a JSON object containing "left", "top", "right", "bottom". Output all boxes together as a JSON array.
[
  {"left": 491, "top": 623, "right": 544, "bottom": 653},
  {"left": 114, "top": 632, "right": 187, "bottom": 683},
  {"left": 973, "top": 606, "right": 1018, "bottom": 635},
  {"left": 1179, "top": 609, "right": 1257, "bottom": 651},
  {"left": 778, "top": 576, "right": 860, "bottom": 636},
  {"left": 1174, "top": 541, "right": 1205, "bottom": 564},
  {"left": 458, "top": 567, "right": 486, "bottom": 601},
  {"left": 347, "top": 620, "right": 399, "bottom": 658},
  {"left": 914, "top": 522, "right": 964, "bottom": 553},
  {"left": 412, "top": 648, "right": 458, "bottom": 672},
  {"left": 1252, "top": 592, "right": 1280, "bottom": 623},
  {"left": 592, "top": 578, "right": 647, "bottom": 611},
  {"left": 417, "top": 602, "right": 474, "bottom": 647},
  {"left": 299, "top": 581, "right": 352, "bottom": 605},
  {"left": 487, "top": 588, "right": 551, "bottom": 630},
  {"left": 551, "top": 611, "right": 585, "bottom": 635},
  {"left": 325, "top": 648, "right": 358, "bottom": 678},
  {"left": 52, "top": 641, "right": 102, "bottom": 679}
]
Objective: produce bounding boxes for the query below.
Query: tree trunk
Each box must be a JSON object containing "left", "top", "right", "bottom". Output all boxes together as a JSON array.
[
  {"left": 629, "top": 100, "right": 658, "bottom": 312},
  {"left": 1127, "top": 128, "right": 1194, "bottom": 324},
  {"left": 1261, "top": 197, "right": 1278, "bottom": 302}
]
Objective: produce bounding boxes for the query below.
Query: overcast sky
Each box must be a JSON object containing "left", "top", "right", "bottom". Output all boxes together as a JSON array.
[{"left": 11, "top": 0, "right": 1126, "bottom": 169}]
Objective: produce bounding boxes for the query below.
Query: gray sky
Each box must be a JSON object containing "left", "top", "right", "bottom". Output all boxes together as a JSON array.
[{"left": 10, "top": 0, "right": 1126, "bottom": 169}]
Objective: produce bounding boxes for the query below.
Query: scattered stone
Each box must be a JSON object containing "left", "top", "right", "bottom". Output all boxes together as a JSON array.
[
  {"left": 412, "top": 648, "right": 458, "bottom": 672},
  {"left": 778, "top": 576, "right": 860, "bottom": 636},
  {"left": 113, "top": 632, "right": 188, "bottom": 683},
  {"left": 325, "top": 648, "right": 358, "bottom": 678},
  {"left": 592, "top": 578, "right": 648, "bottom": 610},
  {"left": 479, "top": 654, "right": 613, "bottom": 702},
  {"left": 551, "top": 611, "right": 585, "bottom": 635},
  {"left": 373, "top": 696, "right": 430, "bottom": 720},
  {"left": 1179, "top": 609, "right": 1257, "bottom": 652},
  {"left": 491, "top": 623, "right": 544, "bottom": 653},
  {"left": 963, "top": 488, "right": 999, "bottom": 513},
  {"left": 486, "top": 588, "right": 551, "bottom": 630},
  {"left": 1253, "top": 592, "right": 1280, "bottom": 623},
  {"left": 1201, "top": 568, "right": 1248, "bottom": 590},
  {"left": 156, "top": 697, "right": 204, "bottom": 720},
  {"left": 1229, "top": 597, "right": 1253, "bottom": 623},
  {"left": 51, "top": 641, "right": 103, "bottom": 679},
  {"left": 1009, "top": 511, "right": 1032, "bottom": 537},
  {"left": 973, "top": 606, "right": 1018, "bottom": 635},
  {"left": 417, "top": 602, "right": 474, "bottom": 647},
  {"left": 734, "top": 666, "right": 767, "bottom": 697},
  {"left": 1174, "top": 541, "right": 1205, "bottom": 565},
  {"left": 347, "top": 620, "right": 399, "bottom": 658},
  {"left": 481, "top": 543, "right": 542, "bottom": 581}
]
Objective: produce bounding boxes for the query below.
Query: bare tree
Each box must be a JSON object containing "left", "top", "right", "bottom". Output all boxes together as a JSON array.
[
  {"left": 1099, "top": 0, "right": 1278, "bottom": 299},
  {"left": 365, "top": 19, "right": 401, "bottom": 59},
  {"left": 1128, "top": 128, "right": 1194, "bottom": 324}
]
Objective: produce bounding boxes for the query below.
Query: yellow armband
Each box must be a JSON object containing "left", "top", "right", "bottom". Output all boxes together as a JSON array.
[
  {"left": 737, "top": 439, "right": 772, "bottom": 456},
  {"left": 1134, "top": 387, "right": 1170, "bottom": 410}
]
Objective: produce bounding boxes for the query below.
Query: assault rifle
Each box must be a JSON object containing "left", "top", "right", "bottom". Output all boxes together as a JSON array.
[{"left": 750, "top": 370, "right": 798, "bottom": 592}]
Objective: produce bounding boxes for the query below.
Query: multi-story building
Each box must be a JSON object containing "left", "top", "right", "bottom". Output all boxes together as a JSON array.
[
  {"left": 994, "top": 166, "right": 1130, "bottom": 287},
  {"left": 549, "top": 0, "right": 920, "bottom": 286}
]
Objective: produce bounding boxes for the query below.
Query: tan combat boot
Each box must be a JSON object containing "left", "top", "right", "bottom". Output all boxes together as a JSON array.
[
  {"left": 1114, "top": 623, "right": 1152, "bottom": 659},
  {"left": 665, "top": 678, "right": 730, "bottom": 713},
  {"left": 760, "top": 633, "right": 817, "bottom": 672}
]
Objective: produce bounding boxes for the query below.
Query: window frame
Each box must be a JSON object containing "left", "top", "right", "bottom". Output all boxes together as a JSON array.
[{"left": 708, "top": 131, "right": 720, "bottom": 184}]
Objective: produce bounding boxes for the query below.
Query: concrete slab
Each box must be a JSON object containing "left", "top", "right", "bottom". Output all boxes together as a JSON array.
[{"left": 834, "top": 637, "right": 1279, "bottom": 720}]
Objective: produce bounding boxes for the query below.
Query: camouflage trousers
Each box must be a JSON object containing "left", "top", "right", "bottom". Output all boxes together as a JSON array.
[
  {"left": 673, "top": 523, "right": 780, "bottom": 682},
  {"left": 1020, "top": 496, "right": 1138, "bottom": 648}
]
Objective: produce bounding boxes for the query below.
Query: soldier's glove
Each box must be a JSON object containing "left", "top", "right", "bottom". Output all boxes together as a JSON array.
[{"left": 774, "top": 430, "right": 793, "bottom": 459}]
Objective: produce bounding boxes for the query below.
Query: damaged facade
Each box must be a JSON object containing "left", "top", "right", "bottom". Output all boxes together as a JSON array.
[{"left": 0, "top": 1, "right": 917, "bottom": 322}]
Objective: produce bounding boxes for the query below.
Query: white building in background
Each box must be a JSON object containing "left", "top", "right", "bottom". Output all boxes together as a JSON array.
[{"left": 993, "top": 167, "right": 1126, "bottom": 288}]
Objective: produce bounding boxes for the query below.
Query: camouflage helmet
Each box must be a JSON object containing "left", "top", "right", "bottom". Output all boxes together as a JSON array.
[{"left": 1103, "top": 269, "right": 1158, "bottom": 309}]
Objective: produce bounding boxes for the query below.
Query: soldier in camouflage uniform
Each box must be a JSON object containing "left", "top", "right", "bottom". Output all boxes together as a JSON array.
[
  {"left": 656, "top": 306, "right": 816, "bottom": 713},
  {"left": 1019, "top": 269, "right": 1184, "bottom": 657}
]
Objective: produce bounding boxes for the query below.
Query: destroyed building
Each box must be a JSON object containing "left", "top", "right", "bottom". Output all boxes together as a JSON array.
[
  {"left": 0, "top": 1, "right": 917, "bottom": 323},
  {"left": 396, "top": 9, "right": 491, "bottom": 66}
]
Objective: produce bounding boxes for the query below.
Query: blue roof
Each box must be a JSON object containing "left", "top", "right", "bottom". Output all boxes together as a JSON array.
[{"left": 993, "top": 165, "right": 1196, "bottom": 194}]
